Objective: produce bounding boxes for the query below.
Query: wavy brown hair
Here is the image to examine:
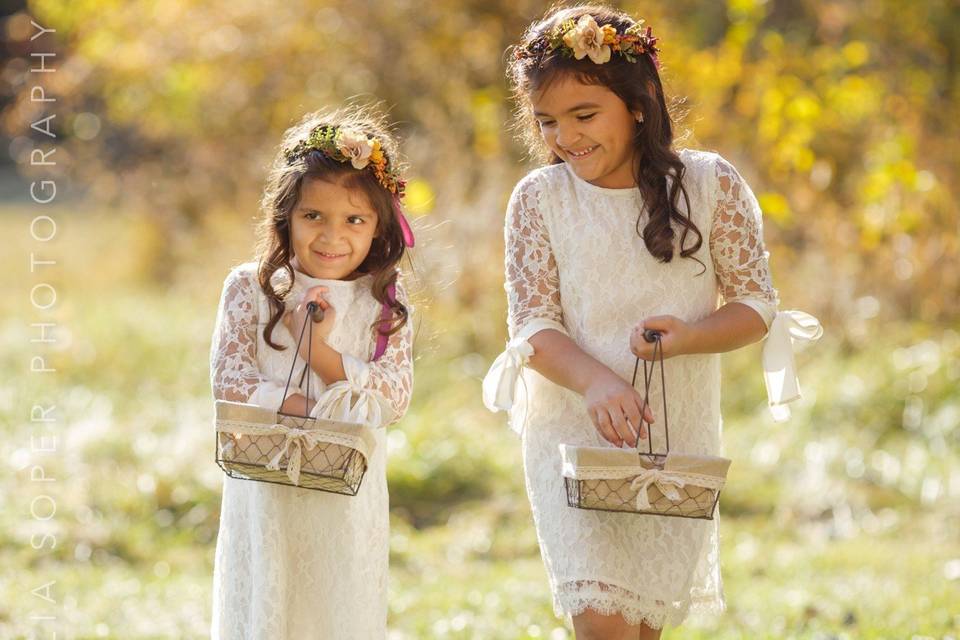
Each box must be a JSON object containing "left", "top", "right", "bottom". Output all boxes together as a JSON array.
[
  {"left": 507, "top": 3, "right": 703, "bottom": 268},
  {"left": 255, "top": 105, "right": 409, "bottom": 351}
]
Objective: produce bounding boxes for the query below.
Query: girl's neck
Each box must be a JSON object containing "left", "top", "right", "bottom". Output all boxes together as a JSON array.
[{"left": 290, "top": 256, "right": 366, "bottom": 282}]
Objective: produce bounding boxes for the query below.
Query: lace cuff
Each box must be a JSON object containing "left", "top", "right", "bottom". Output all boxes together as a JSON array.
[
  {"left": 308, "top": 354, "right": 389, "bottom": 428},
  {"left": 762, "top": 310, "right": 823, "bottom": 421},
  {"left": 482, "top": 318, "right": 568, "bottom": 414}
]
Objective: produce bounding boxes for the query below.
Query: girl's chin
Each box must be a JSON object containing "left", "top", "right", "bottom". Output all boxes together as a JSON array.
[{"left": 568, "top": 163, "right": 601, "bottom": 181}]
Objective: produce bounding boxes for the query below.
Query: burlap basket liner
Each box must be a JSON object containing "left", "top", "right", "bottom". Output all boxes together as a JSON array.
[
  {"left": 215, "top": 399, "right": 377, "bottom": 495},
  {"left": 560, "top": 444, "right": 732, "bottom": 519}
]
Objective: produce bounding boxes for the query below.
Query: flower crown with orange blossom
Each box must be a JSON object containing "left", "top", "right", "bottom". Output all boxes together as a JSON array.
[
  {"left": 517, "top": 14, "right": 660, "bottom": 69},
  {"left": 285, "top": 124, "right": 415, "bottom": 247}
]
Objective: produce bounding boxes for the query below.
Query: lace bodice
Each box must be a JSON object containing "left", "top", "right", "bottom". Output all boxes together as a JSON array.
[
  {"left": 208, "top": 262, "right": 413, "bottom": 639},
  {"left": 506, "top": 151, "right": 779, "bottom": 348},
  {"left": 209, "top": 263, "right": 413, "bottom": 424}
]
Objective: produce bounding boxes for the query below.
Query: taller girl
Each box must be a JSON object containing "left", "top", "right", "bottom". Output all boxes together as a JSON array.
[{"left": 485, "top": 4, "right": 819, "bottom": 639}]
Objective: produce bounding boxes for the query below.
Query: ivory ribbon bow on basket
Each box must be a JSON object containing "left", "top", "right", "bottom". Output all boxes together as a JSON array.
[
  {"left": 215, "top": 412, "right": 375, "bottom": 486},
  {"left": 628, "top": 467, "right": 686, "bottom": 511}
]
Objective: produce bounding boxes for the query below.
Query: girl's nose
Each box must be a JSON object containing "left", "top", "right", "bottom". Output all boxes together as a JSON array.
[
  {"left": 555, "top": 126, "right": 579, "bottom": 149},
  {"left": 317, "top": 222, "right": 342, "bottom": 242}
]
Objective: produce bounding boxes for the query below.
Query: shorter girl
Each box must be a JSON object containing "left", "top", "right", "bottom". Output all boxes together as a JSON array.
[{"left": 208, "top": 106, "right": 415, "bottom": 639}]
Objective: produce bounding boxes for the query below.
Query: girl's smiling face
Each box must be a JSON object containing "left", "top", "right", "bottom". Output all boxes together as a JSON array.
[
  {"left": 532, "top": 73, "right": 641, "bottom": 189},
  {"left": 289, "top": 176, "right": 379, "bottom": 280}
]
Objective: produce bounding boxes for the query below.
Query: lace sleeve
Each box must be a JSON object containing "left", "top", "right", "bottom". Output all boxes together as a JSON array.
[
  {"left": 505, "top": 174, "right": 565, "bottom": 339},
  {"left": 361, "top": 278, "right": 414, "bottom": 423},
  {"left": 209, "top": 267, "right": 300, "bottom": 409},
  {"left": 318, "top": 278, "right": 414, "bottom": 428},
  {"left": 483, "top": 174, "right": 567, "bottom": 419},
  {"left": 709, "top": 156, "right": 780, "bottom": 328}
]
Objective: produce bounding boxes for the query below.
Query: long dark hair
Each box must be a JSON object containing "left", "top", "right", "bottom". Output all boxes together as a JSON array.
[
  {"left": 255, "top": 105, "right": 409, "bottom": 351},
  {"left": 507, "top": 4, "right": 703, "bottom": 268}
]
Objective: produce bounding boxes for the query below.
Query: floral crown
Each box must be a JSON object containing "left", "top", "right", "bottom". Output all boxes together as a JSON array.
[
  {"left": 517, "top": 14, "right": 660, "bottom": 68},
  {"left": 284, "top": 125, "right": 406, "bottom": 198}
]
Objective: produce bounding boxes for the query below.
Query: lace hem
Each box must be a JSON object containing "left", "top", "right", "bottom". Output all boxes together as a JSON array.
[{"left": 554, "top": 580, "right": 725, "bottom": 630}]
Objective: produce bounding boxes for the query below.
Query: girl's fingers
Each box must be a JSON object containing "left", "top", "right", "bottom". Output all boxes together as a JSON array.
[
  {"left": 641, "top": 401, "right": 655, "bottom": 425},
  {"left": 593, "top": 407, "right": 621, "bottom": 447},
  {"left": 608, "top": 404, "right": 637, "bottom": 447},
  {"left": 298, "top": 286, "right": 328, "bottom": 306},
  {"left": 623, "top": 402, "right": 644, "bottom": 443}
]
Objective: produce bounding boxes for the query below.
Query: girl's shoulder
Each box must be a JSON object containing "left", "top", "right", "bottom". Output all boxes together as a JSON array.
[
  {"left": 677, "top": 148, "right": 747, "bottom": 197},
  {"left": 217, "top": 262, "right": 270, "bottom": 309},
  {"left": 510, "top": 163, "right": 568, "bottom": 200},
  {"left": 224, "top": 262, "right": 258, "bottom": 287},
  {"left": 678, "top": 148, "right": 723, "bottom": 184}
]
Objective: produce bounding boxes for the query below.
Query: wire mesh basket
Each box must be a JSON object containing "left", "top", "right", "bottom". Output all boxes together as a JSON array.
[
  {"left": 561, "top": 332, "right": 731, "bottom": 520},
  {"left": 214, "top": 301, "right": 377, "bottom": 495}
]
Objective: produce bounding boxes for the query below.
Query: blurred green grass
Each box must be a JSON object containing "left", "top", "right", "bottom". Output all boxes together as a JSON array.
[{"left": 2, "top": 207, "right": 959, "bottom": 638}]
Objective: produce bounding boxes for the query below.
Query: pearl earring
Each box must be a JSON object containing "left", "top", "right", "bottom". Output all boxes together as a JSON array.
[{"left": 636, "top": 114, "right": 644, "bottom": 124}]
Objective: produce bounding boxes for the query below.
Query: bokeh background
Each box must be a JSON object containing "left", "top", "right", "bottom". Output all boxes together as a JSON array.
[{"left": 2, "top": 0, "right": 958, "bottom": 638}]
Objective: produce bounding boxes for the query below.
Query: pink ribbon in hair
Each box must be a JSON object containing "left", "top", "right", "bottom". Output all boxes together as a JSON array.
[{"left": 392, "top": 195, "right": 415, "bottom": 248}]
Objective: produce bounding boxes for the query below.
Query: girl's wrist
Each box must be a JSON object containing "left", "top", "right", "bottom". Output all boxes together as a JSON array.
[
  {"left": 573, "top": 361, "right": 618, "bottom": 395},
  {"left": 680, "top": 321, "right": 705, "bottom": 356},
  {"left": 307, "top": 339, "right": 347, "bottom": 385}
]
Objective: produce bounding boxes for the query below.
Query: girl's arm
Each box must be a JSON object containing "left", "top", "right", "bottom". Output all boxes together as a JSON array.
[
  {"left": 209, "top": 267, "right": 311, "bottom": 413},
  {"left": 631, "top": 155, "right": 779, "bottom": 360},
  {"left": 499, "top": 175, "right": 651, "bottom": 447},
  {"left": 289, "top": 279, "right": 414, "bottom": 427}
]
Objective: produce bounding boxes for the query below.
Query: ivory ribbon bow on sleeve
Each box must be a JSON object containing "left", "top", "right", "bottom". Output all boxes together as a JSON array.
[
  {"left": 482, "top": 318, "right": 567, "bottom": 413},
  {"left": 762, "top": 310, "right": 823, "bottom": 422},
  {"left": 310, "top": 355, "right": 386, "bottom": 427}
]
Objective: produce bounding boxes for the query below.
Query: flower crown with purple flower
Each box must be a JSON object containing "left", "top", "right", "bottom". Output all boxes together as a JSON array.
[
  {"left": 285, "top": 124, "right": 406, "bottom": 199},
  {"left": 517, "top": 14, "right": 660, "bottom": 68}
]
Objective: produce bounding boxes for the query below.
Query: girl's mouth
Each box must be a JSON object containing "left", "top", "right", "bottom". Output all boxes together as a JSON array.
[
  {"left": 566, "top": 145, "right": 598, "bottom": 160},
  {"left": 314, "top": 250, "right": 348, "bottom": 262}
]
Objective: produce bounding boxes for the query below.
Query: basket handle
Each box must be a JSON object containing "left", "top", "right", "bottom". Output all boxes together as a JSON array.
[
  {"left": 278, "top": 301, "right": 323, "bottom": 416},
  {"left": 277, "top": 290, "right": 395, "bottom": 417},
  {"left": 629, "top": 330, "right": 669, "bottom": 457}
]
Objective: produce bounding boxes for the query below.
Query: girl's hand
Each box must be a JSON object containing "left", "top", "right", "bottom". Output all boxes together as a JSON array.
[
  {"left": 278, "top": 392, "right": 315, "bottom": 417},
  {"left": 283, "top": 286, "right": 336, "bottom": 355},
  {"left": 630, "top": 315, "right": 694, "bottom": 360},
  {"left": 583, "top": 370, "right": 654, "bottom": 448}
]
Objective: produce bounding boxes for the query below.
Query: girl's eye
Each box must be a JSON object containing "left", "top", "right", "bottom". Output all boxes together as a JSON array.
[
  {"left": 538, "top": 120, "right": 556, "bottom": 128},
  {"left": 305, "top": 212, "right": 322, "bottom": 221},
  {"left": 347, "top": 216, "right": 365, "bottom": 225},
  {"left": 577, "top": 113, "right": 596, "bottom": 121}
]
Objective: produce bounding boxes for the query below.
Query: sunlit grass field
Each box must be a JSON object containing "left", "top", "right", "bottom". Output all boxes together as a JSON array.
[{"left": 2, "top": 207, "right": 958, "bottom": 639}]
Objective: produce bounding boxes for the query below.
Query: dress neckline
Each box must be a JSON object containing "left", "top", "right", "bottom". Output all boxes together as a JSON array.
[{"left": 563, "top": 162, "right": 640, "bottom": 198}]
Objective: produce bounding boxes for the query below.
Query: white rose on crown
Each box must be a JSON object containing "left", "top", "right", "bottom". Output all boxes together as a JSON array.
[
  {"left": 562, "top": 15, "right": 611, "bottom": 65},
  {"left": 336, "top": 128, "right": 374, "bottom": 170}
]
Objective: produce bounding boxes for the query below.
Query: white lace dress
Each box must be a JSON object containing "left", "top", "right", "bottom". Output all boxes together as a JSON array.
[
  {"left": 208, "top": 262, "right": 413, "bottom": 640},
  {"left": 484, "top": 150, "right": 795, "bottom": 629}
]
